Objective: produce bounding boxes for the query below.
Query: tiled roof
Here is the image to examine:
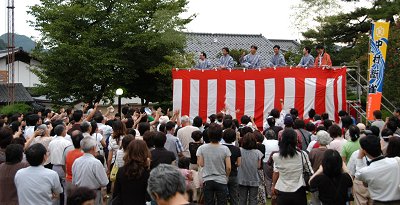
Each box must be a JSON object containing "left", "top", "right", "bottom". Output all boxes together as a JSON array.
[
  {"left": 269, "top": 39, "right": 301, "bottom": 52},
  {"left": 185, "top": 32, "right": 276, "bottom": 66},
  {"left": 0, "top": 83, "right": 34, "bottom": 103}
]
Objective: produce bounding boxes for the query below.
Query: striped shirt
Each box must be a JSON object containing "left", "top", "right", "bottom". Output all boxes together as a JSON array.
[
  {"left": 241, "top": 53, "right": 261, "bottom": 68},
  {"left": 297, "top": 54, "right": 315, "bottom": 67},
  {"left": 268, "top": 53, "right": 286, "bottom": 67},
  {"left": 195, "top": 59, "right": 212, "bottom": 69},
  {"left": 219, "top": 55, "right": 234, "bottom": 68}
]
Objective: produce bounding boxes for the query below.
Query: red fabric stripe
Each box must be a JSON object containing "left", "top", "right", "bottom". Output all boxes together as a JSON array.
[
  {"left": 275, "top": 77, "right": 284, "bottom": 111},
  {"left": 342, "top": 73, "right": 347, "bottom": 112},
  {"left": 255, "top": 79, "right": 265, "bottom": 129},
  {"left": 295, "top": 77, "right": 305, "bottom": 120},
  {"left": 235, "top": 80, "right": 245, "bottom": 122},
  {"left": 217, "top": 79, "right": 226, "bottom": 114},
  {"left": 334, "top": 78, "right": 339, "bottom": 122},
  {"left": 181, "top": 79, "right": 191, "bottom": 116},
  {"left": 315, "top": 78, "right": 327, "bottom": 115},
  {"left": 199, "top": 79, "right": 208, "bottom": 122}
]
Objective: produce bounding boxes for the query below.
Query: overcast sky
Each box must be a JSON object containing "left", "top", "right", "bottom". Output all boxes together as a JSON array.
[{"left": 0, "top": 0, "right": 371, "bottom": 41}]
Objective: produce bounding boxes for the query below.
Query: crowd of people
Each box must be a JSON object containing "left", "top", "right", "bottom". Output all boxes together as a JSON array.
[
  {"left": 0, "top": 102, "right": 399, "bottom": 205},
  {"left": 195, "top": 44, "right": 332, "bottom": 69}
]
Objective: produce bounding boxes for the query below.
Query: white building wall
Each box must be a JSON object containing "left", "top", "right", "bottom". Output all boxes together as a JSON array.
[{"left": 0, "top": 58, "right": 40, "bottom": 87}]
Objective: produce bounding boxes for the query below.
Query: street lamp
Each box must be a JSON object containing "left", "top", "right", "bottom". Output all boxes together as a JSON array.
[{"left": 116, "top": 88, "right": 123, "bottom": 115}]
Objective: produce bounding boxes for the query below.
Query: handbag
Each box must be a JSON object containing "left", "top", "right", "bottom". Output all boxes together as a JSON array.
[
  {"left": 300, "top": 150, "right": 313, "bottom": 191},
  {"left": 110, "top": 152, "right": 119, "bottom": 182}
]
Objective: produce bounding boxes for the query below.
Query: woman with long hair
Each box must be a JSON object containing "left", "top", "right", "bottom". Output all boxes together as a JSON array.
[
  {"left": 107, "top": 120, "right": 127, "bottom": 173},
  {"left": 341, "top": 125, "right": 360, "bottom": 164},
  {"left": 271, "top": 128, "right": 313, "bottom": 205},
  {"left": 112, "top": 140, "right": 151, "bottom": 205},
  {"left": 309, "top": 149, "right": 353, "bottom": 205}
]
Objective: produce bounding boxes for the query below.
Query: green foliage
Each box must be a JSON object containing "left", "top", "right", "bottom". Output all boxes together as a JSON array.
[
  {"left": 0, "top": 103, "right": 32, "bottom": 116},
  {"left": 284, "top": 49, "right": 303, "bottom": 66},
  {"left": 29, "top": 0, "right": 194, "bottom": 105},
  {"left": 298, "top": 0, "right": 400, "bottom": 107},
  {"left": 216, "top": 49, "right": 248, "bottom": 67}
]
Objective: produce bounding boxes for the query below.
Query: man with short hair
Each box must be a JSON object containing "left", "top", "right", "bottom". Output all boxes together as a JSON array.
[
  {"left": 48, "top": 124, "right": 73, "bottom": 205},
  {"left": 80, "top": 121, "right": 92, "bottom": 138},
  {"left": 218, "top": 47, "right": 234, "bottom": 69},
  {"left": 72, "top": 137, "right": 109, "bottom": 205},
  {"left": 314, "top": 45, "right": 332, "bottom": 67},
  {"left": 268, "top": 45, "right": 286, "bottom": 67},
  {"left": 371, "top": 110, "right": 385, "bottom": 134},
  {"left": 195, "top": 52, "right": 212, "bottom": 69},
  {"left": 355, "top": 134, "right": 400, "bottom": 204},
  {"left": 24, "top": 114, "right": 41, "bottom": 139},
  {"left": 177, "top": 116, "right": 200, "bottom": 158},
  {"left": 151, "top": 131, "right": 176, "bottom": 169},
  {"left": 297, "top": 46, "right": 314, "bottom": 68},
  {"left": 0, "top": 144, "right": 29, "bottom": 204},
  {"left": 15, "top": 144, "right": 63, "bottom": 205},
  {"left": 164, "top": 121, "right": 184, "bottom": 160},
  {"left": 240, "top": 45, "right": 261, "bottom": 69}
]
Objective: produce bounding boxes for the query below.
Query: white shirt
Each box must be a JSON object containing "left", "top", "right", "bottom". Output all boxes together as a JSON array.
[
  {"left": 262, "top": 139, "right": 279, "bottom": 162},
  {"left": 115, "top": 149, "right": 125, "bottom": 168},
  {"left": 355, "top": 157, "right": 400, "bottom": 202},
  {"left": 15, "top": 166, "right": 63, "bottom": 205},
  {"left": 347, "top": 150, "right": 368, "bottom": 176},
  {"left": 328, "top": 137, "right": 347, "bottom": 153},
  {"left": 24, "top": 126, "right": 35, "bottom": 139},
  {"left": 72, "top": 153, "right": 109, "bottom": 189},
  {"left": 48, "top": 136, "right": 72, "bottom": 165},
  {"left": 306, "top": 140, "right": 318, "bottom": 153},
  {"left": 177, "top": 125, "right": 200, "bottom": 158},
  {"left": 108, "top": 136, "right": 124, "bottom": 164}
]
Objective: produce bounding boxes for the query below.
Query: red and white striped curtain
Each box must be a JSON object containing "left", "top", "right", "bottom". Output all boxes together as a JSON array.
[{"left": 172, "top": 67, "right": 347, "bottom": 128}]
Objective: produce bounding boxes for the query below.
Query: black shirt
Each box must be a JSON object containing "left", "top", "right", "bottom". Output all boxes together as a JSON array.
[
  {"left": 113, "top": 166, "right": 150, "bottom": 205},
  {"left": 150, "top": 147, "right": 176, "bottom": 169},
  {"left": 189, "top": 142, "right": 203, "bottom": 164},
  {"left": 310, "top": 173, "right": 353, "bottom": 205},
  {"left": 224, "top": 144, "right": 241, "bottom": 176},
  {"left": 257, "top": 143, "right": 266, "bottom": 162}
]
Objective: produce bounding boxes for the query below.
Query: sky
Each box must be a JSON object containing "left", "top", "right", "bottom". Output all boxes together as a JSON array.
[{"left": 0, "top": 0, "right": 371, "bottom": 41}]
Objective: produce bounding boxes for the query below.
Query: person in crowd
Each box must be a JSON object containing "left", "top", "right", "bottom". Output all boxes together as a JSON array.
[
  {"left": 29, "top": 124, "right": 53, "bottom": 167},
  {"left": 238, "top": 133, "right": 263, "bottom": 205},
  {"left": 386, "top": 136, "right": 400, "bottom": 158},
  {"left": 177, "top": 115, "right": 199, "bottom": 158},
  {"left": 48, "top": 124, "right": 73, "bottom": 205},
  {"left": 272, "top": 128, "right": 313, "bottom": 205},
  {"left": 218, "top": 47, "right": 234, "bottom": 69},
  {"left": 147, "top": 164, "right": 193, "bottom": 205},
  {"left": 309, "top": 149, "right": 353, "bottom": 205},
  {"left": 355, "top": 134, "right": 400, "bottom": 204},
  {"left": 297, "top": 46, "right": 315, "bottom": 68},
  {"left": 67, "top": 187, "right": 97, "bottom": 205},
  {"left": 65, "top": 131, "right": 84, "bottom": 196},
  {"left": 0, "top": 144, "right": 29, "bottom": 204},
  {"left": 341, "top": 125, "right": 361, "bottom": 163},
  {"left": 380, "top": 128, "right": 392, "bottom": 155},
  {"left": 80, "top": 121, "right": 92, "bottom": 138},
  {"left": 113, "top": 140, "right": 151, "bottom": 205},
  {"left": 93, "top": 113, "right": 113, "bottom": 160},
  {"left": 24, "top": 114, "right": 41, "bottom": 139},
  {"left": 0, "top": 127, "right": 14, "bottom": 164},
  {"left": 371, "top": 110, "right": 385, "bottom": 134},
  {"left": 15, "top": 143, "right": 63, "bottom": 205},
  {"left": 72, "top": 137, "right": 109, "bottom": 205},
  {"left": 268, "top": 45, "right": 286, "bottom": 67},
  {"left": 143, "top": 131, "right": 156, "bottom": 150},
  {"left": 263, "top": 116, "right": 283, "bottom": 136},
  {"left": 278, "top": 114, "right": 303, "bottom": 150},
  {"left": 68, "top": 104, "right": 98, "bottom": 135},
  {"left": 150, "top": 131, "right": 176, "bottom": 169},
  {"left": 115, "top": 134, "right": 135, "bottom": 168},
  {"left": 107, "top": 120, "right": 126, "bottom": 173},
  {"left": 304, "top": 109, "right": 316, "bottom": 124},
  {"left": 189, "top": 130, "right": 203, "bottom": 171},
  {"left": 328, "top": 124, "right": 347, "bottom": 153},
  {"left": 308, "top": 130, "right": 332, "bottom": 205},
  {"left": 197, "top": 123, "right": 231, "bottom": 205},
  {"left": 178, "top": 157, "right": 194, "bottom": 201},
  {"left": 222, "top": 128, "right": 241, "bottom": 205},
  {"left": 165, "top": 121, "right": 184, "bottom": 162},
  {"left": 240, "top": 45, "right": 261, "bottom": 69},
  {"left": 262, "top": 129, "right": 279, "bottom": 199},
  {"left": 269, "top": 108, "right": 284, "bottom": 128},
  {"left": 294, "top": 119, "right": 311, "bottom": 152},
  {"left": 254, "top": 131, "right": 267, "bottom": 204},
  {"left": 195, "top": 52, "right": 212, "bottom": 69},
  {"left": 314, "top": 45, "right": 332, "bottom": 68},
  {"left": 90, "top": 120, "right": 106, "bottom": 156}
]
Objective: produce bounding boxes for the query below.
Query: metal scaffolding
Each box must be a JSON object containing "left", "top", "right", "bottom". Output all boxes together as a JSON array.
[{"left": 6, "top": 0, "right": 15, "bottom": 105}]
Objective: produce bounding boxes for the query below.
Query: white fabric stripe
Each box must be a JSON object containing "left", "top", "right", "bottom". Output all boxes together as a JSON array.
[
  {"left": 244, "top": 80, "right": 255, "bottom": 117},
  {"left": 284, "top": 78, "right": 295, "bottom": 110},
  {"left": 226, "top": 80, "right": 236, "bottom": 119},
  {"left": 337, "top": 76, "right": 343, "bottom": 112},
  {"left": 263, "top": 79, "right": 275, "bottom": 125},
  {"left": 173, "top": 79, "right": 182, "bottom": 115},
  {"left": 325, "top": 78, "right": 335, "bottom": 120},
  {"left": 207, "top": 80, "right": 217, "bottom": 117},
  {"left": 189, "top": 80, "right": 199, "bottom": 121},
  {"left": 303, "top": 78, "right": 317, "bottom": 119}
]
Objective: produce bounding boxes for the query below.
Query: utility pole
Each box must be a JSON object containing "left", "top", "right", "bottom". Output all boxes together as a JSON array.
[{"left": 7, "top": 0, "right": 15, "bottom": 105}]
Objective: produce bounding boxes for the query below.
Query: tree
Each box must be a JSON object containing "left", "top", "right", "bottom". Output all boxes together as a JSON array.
[
  {"left": 29, "top": 0, "right": 193, "bottom": 105},
  {"left": 297, "top": 0, "right": 400, "bottom": 106}
]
